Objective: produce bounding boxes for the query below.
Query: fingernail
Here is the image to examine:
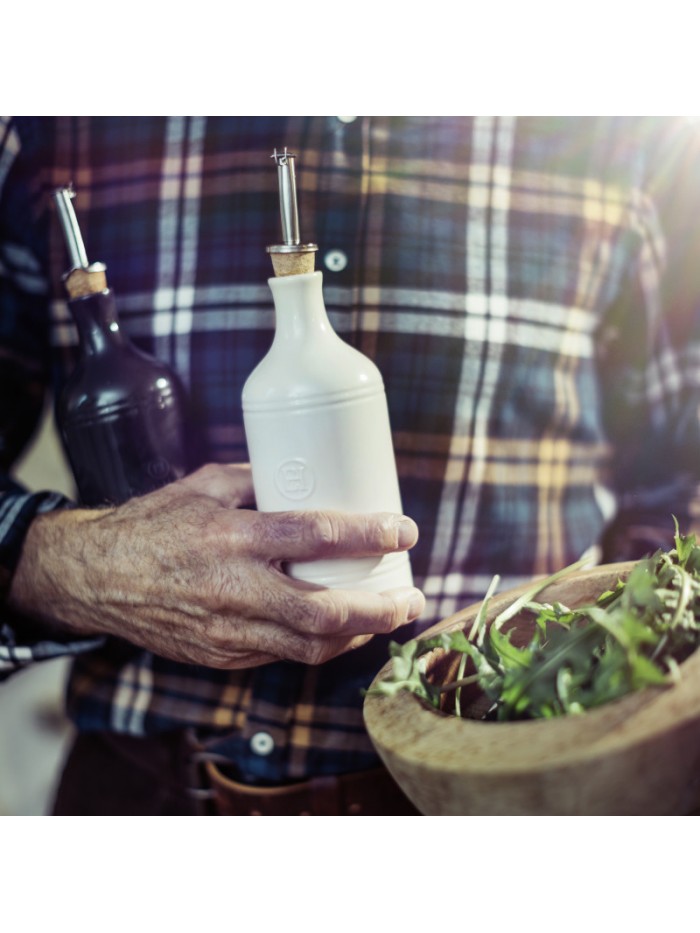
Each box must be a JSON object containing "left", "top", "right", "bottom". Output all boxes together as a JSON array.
[
  {"left": 395, "top": 517, "right": 418, "bottom": 549},
  {"left": 407, "top": 588, "right": 425, "bottom": 620},
  {"left": 392, "top": 586, "right": 425, "bottom": 622}
]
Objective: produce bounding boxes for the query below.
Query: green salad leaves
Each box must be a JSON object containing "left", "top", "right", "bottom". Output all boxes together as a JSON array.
[{"left": 368, "top": 520, "right": 700, "bottom": 721}]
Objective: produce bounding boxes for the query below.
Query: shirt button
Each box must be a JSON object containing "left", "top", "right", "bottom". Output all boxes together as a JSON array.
[
  {"left": 250, "top": 731, "right": 275, "bottom": 756},
  {"left": 336, "top": 115, "right": 357, "bottom": 124},
  {"left": 324, "top": 249, "right": 348, "bottom": 272}
]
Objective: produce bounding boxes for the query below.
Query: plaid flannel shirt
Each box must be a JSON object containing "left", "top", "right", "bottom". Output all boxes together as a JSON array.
[{"left": 2, "top": 116, "right": 700, "bottom": 783}]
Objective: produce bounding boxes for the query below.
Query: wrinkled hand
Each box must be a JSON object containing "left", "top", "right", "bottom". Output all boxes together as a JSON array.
[{"left": 9, "top": 463, "right": 424, "bottom": 669}]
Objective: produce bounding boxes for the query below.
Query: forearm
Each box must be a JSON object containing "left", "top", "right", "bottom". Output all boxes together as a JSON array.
[
  {"left": 7, "top": 505, "right": 112, "bottom": 637},
  {"left": 0, "top": 491, "right": 107, "bottom": 679}
]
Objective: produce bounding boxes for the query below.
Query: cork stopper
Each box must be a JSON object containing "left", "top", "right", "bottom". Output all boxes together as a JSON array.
[
  {"left": 268, "top": 248, "right": 316, "bottom": 277},
  {"left": 64, "top": 263, "right": 108, "bottom": 298}
]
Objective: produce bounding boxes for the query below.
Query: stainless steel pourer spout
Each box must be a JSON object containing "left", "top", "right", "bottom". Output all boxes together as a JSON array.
[
  {"left": 271, "top": 147, "right": 301, "bottom": 247},
  {"left": 267, "top": 149, "right": 317, "bottom": 276},
  {"left": 53, "top": 185, "right": 107, "bottom": 297},
  {"left": 54, "top": 185, "right": 90, "bottom": 271}
]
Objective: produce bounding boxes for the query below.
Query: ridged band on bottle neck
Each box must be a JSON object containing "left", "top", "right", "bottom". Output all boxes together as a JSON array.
[{"left": 242, "top": 381, "right": 384, "bottom": 415}]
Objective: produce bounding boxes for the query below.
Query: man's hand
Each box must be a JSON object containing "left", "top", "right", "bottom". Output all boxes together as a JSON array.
[{"left": 8, "top": 463, "right": 424, "bottom": 669}]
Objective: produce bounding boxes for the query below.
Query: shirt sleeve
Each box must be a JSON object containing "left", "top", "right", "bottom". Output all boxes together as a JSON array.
[
  {"left": 600, "top": 118, "right": 700, "bottom": 561},
  {"left": 0, "top": 117, "right": 103, "bottom": 679}
]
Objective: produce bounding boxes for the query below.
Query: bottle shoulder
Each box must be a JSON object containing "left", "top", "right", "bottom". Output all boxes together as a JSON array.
[
  {"left": 242, "top": 334, "right": 384, "bottom": 408},
  {"left": 59, "top": 344, "right": 182, "bottom": 419}
]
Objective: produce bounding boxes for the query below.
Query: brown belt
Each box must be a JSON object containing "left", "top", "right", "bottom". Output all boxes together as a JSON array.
[
  {"left": 53, "top": 729, "right": 420, "bottom": 816},
  {"left": 194, "top": 753, "right": 420, "bottom": 816}
]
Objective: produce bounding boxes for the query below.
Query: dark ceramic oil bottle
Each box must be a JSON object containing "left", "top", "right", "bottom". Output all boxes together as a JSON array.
[{"left": 53, "top": 187, "right": 187, "bottom": 507}]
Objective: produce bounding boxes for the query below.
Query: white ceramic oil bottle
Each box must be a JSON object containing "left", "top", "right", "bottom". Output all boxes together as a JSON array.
[{"left": 242, "top": 149, "right": 413, "bottom": 591}]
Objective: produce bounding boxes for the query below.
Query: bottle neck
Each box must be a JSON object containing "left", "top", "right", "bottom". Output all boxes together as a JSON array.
[
  {"left": 68, "top": 290, "right": 128, "bottom": 356},
  {"left": 267, "top": 271, "right": 333, "bottom": 344}
]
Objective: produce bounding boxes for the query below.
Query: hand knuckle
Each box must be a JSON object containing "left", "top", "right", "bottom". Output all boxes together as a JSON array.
[
  {"left": 307, "top": 593, "right": 347, "bottom": 634},
  {"left": 378, "top": 597, "right": 401, "bottom": 631},
  {"left": 308, "top": 511, "right": 341, "bottom": 547},
  {"left": 305, "top": 641, "right": 331, "bottom": 666},
  {"left": 268, "top": 511, "right": 301, "bottom": 539},
  {"left": 264, "top": 510, "right": 337, "bottom": 550},
  {"left": 205, "top": 618, "right": 233, "bottom": 652}
]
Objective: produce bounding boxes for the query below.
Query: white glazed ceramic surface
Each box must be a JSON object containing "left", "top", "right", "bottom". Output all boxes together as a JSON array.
[{"left": 242, "top": 271, "right": 412, "bottom": 591}]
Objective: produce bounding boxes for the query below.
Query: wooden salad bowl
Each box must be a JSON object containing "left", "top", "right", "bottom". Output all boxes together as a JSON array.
[{"left": 363, "top": 562, "right": 700, "bottom": 815}]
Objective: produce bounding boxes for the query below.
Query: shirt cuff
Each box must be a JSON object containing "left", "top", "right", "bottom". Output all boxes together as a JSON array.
[{"left": 0, "top": 483, "right": 105, "bottom": 678}]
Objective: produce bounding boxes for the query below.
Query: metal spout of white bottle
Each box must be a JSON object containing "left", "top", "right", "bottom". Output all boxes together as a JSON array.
[{"left": 241, "top": 150, "right": 412, "bottom": 591}]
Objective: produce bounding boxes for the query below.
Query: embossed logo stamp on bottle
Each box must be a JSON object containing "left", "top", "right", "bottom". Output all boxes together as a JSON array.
[
  {"left": 146, "top": 456, "right": 173, "bottom": 482},
  {"left": 274, "top": 458, "right": 315, "bottom": 500}
]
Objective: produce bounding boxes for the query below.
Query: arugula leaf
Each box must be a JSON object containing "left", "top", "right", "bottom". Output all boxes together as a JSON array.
[{"left": 673, "top": 515, "right": 697, "bottom": 567}]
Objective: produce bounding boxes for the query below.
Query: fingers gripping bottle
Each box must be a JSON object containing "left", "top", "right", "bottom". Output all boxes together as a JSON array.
[{"left": 242, "top": 149, "right": 413, "bottom": 591}]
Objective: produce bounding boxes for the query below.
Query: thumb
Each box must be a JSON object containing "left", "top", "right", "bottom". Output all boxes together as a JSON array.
[{"left": 180, "top": 462, "right": 256, "bottom": 508}]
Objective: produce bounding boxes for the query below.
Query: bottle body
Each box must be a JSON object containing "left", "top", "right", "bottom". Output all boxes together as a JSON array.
[
  {"left": 242, "top": 272, "right": 412, "bottom": 591},
  {"left": 58, "top": 290, "right": 187, "bottom": 507}
]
